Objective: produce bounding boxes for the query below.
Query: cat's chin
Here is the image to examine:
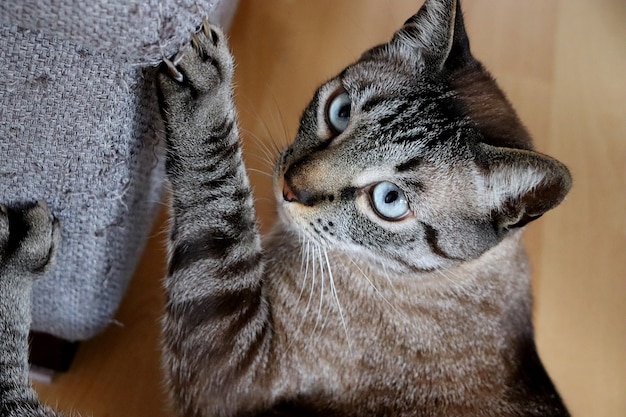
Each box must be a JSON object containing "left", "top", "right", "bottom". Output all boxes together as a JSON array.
[{"left": 274, "top": 200, "right": 302, "bottom": 234}]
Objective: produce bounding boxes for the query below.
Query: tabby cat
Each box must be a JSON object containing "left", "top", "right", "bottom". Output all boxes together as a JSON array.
[{"left": 0, "top": 0, "right": 572, "bottom": 416}]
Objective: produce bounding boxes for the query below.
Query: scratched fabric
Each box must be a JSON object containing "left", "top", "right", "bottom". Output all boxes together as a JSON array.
[{"left": 0, "top": 0, "right": 239, "bottom": 341}]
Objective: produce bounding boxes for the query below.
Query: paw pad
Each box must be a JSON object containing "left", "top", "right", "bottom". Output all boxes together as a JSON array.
[{"left": 0, "top": 201, "right": 60, "bottom": 278}]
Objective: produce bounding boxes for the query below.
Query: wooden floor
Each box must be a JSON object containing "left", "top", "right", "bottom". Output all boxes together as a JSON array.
[{"left": 33, "top": 1, "right": 625, "bottom": 416}]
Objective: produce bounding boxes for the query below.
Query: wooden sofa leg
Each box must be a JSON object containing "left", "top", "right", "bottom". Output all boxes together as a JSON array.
[{"left": 29, "top": 331, "right": 80, "bottom": 374}]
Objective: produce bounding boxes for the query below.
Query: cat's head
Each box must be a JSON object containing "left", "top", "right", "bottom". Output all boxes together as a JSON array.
[{"left": 274, "top": 0, "right": 571, "bottom": 273}]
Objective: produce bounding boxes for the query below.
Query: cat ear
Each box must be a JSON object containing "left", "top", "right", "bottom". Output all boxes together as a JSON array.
[
  {"left": 478, "top": 144, "right": 572, "bottom": 230},
  {"left": 391, "top": 0, "right": 473, "bottom": 72}
]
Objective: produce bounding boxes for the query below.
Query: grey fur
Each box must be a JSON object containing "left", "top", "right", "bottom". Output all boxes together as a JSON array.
[
  {"left": 0, "top": 202, "right": 61, "bottom": 417},
  {"left": 0, "top": 1, "right": 572, "bottom": 416}
]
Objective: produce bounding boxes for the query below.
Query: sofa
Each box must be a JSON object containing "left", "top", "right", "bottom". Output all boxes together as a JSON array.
[{"left": 0, "top": 0, "right": 239, "bottom": 352}]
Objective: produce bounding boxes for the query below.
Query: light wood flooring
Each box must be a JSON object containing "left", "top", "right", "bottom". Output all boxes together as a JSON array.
[{"left": 33, "top": 1, "right": 625, "bottom": 416}]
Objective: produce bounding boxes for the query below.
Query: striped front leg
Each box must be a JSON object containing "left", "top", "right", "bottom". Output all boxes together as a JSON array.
[
  {"left": 0, "top": 202, "right": 61, "bottom": 417},
  {"left": 157, "top": 22, "right": 272, "bottom": 417}
]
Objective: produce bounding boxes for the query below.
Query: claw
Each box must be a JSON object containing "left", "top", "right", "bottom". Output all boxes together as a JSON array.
[
  {"left": 163, "top": 56, "right": 183, "bottom": 82},
  {"left": 202, "top": 17, "right": 211, "bottom": 38},
  {"left": 174, "top": 49, "right": 185, "bottom": 65},
  {"left": 191, "top": 32, "right": 201, "bottom": 51},
  {"left": 190, "top": 31, "right": 209, "bottom": 61}
]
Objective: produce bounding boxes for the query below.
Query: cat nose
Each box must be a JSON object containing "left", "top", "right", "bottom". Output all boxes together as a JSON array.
[
  {"left": 282, "top": 179, "right": 299, "bottom": 203},
  {"left": 282, "top": 175, "right": 320, "bottom": 207},
  {"left": 282, "top": 178, "right": 318, "bottom": 206},
  {"left": 283, "top": 158, "right": 324, "bottom": 206}
]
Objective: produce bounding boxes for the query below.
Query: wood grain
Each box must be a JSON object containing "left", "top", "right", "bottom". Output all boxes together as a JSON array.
[{"left": 33, "top": 1, "right": 625, "bottom": 416}]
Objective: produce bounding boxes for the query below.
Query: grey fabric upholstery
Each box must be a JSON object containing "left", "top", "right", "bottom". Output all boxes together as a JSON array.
[{"left": 0, "top": 0, "right": 239, "bottom": 341}]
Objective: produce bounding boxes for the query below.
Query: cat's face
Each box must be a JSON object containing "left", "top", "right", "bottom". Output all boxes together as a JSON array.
[{"left": 274, "top": 0, "right": 571, "bottom": 273}]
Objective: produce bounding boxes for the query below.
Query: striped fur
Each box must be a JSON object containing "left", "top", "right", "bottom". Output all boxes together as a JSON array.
[
  {"left": 0, "top": 1, "right": 572, "bottom": 416},
  {"left": 157, "top": 24, "right": 272, "bottom": 417},
  {"left": 0, "top": 203, "right": 61, "bottom": 417}
]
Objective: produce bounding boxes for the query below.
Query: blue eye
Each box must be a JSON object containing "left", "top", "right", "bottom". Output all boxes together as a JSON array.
[
  {"left": 327, "top": 91, "right": 351, "bottom": 133},
  {"left": 370, "top": 182, "right": 411, "bottom": 221}
]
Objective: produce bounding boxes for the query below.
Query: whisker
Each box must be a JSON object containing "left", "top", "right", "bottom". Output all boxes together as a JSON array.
[
  {"left": 269, "top": 92, "right": 292, "bottom": 149},
  {"left": 285, "top": 235, "right": 317, "bottom": 353},
  {"left": 252, "top": 103, "right": 286, "bottom": 155},
  {"left": 244, "top": 128, "right": 278, "bottom": 158},
  {"left": 247, "top": 168, "right": 274, "bottom": 178},
  {"left": 324, "top": 249, "right": 352, "bottom": 350},
  {"left": 242, "top": 130, "right": 278, "bottom": 169},
  {"left": 343, "top": 254, "right": 406, "bottom": 321},
  {"left": 297, "top": 237, "right": 311, "bottom": 302},
  {"left": 236, "top": 92, "right": 284, "bottom": 155},
  {"left": 245, "top": 154, "right": 275, "bottom": 172},
  {"left": 305, "top": 241, "right": 318, "bottom": 324},
  {"left": 312, "top": 244, "right": 326, "bottom": 337},
  {"left": 434, "top": 265, "right": 479, "bottom": 299}
]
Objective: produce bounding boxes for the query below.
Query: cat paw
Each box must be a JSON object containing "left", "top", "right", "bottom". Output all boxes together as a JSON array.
[
  {"left": 0, "top": 201, "right": 60, "bottom": 283},
  {"left": 158, "top": 19, "right": 234, "bottom": 99}
]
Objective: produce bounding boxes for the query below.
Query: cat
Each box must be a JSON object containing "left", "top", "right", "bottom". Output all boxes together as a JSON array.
[{"left": 0, "top": 0, "right": 572, "bottom": 416}]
